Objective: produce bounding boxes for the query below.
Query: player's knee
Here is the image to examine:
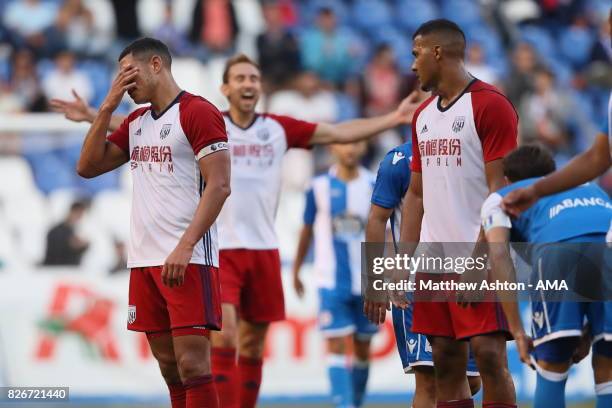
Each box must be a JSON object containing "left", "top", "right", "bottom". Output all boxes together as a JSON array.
[
  {"left": 472, "top": 343, "right": 505, "bottom": 376},
  {"left": 212, "top": 325, "right": 238, "bottom": 349},
  {"left": 176, "top": 349, "right": 210, "bottom": 381},
  {"left": 152, "top": 350, "right": 181, "bottom": 384},
  {"left": 239, "top": 331, "right": 266, "bottom": 359},
  {"left": 353, "top": 338, "right": 371, "bottom": 361},
  {"left": 327, "top": 337, "right": 347, "bottom": 355},
  {"left": 414, "top": 367, "right": 436, "bottom": 398}
]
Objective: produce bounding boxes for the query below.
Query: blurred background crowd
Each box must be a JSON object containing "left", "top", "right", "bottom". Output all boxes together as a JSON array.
[{"left": 0, "top": 0, "right": 610, "bottom": 274}]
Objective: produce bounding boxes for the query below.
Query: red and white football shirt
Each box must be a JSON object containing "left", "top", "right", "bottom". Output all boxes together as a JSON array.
[
  {"left": 411, "top": 79, "right": 518, "bottom": 242},
  {"left": 217, "top": 113, "right": 316, "bottom": 249},
  {"left": 108, "top": 91, "right": 228, "bottom": 268}
]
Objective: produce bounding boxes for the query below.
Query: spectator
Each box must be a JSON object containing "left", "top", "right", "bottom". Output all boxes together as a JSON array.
[
  {"left": 257, "top": 0, "right": 301, "bottom": 91},
  {"left": 189, "top": 0, "right": 239, "bottom": 59},
  {"left": 504, "top": 42, "right": 541, "bottom": 106},
  {"left": 42, "top": 51, "right": 93, "bottom": 104},
  {"left": 153, "top": 1, "right": 190, "bottom": 57},
  {"left": 55, "top": 0, "right": 110, "bottom": 57},
  {"left": 300, "top": 7, "right": 352, "bottom": 86},
  {"left": 42, "top": 200, "right": 90, "bottom": 266},
  {"left": 361, "top": 44, "right": 410, "bottom": 117},
  {"left": 465, "top": 42, "right": 498, "bottom": 85},
  {"left": 519, "top": 68, "right": 573, "bottom": 158},
  {"left": 2, "top": 0, "right": 62, "bottom": 57},
  {"left": 109, "top": 0, "right": 141, "bottom": 59},
  {"left": 589, "top": 14, "right": 612, "bottom": 64},
  {"left": 7, "top": 48, "right": 47, "bottom": 112}
]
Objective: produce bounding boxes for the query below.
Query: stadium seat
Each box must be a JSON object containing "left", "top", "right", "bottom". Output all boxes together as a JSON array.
[
  {"left": 79, "top": 60, "right": 110, "bottom": 108},
  {"left": 351, "top": 0, "right": 392, "bottom": 33},
  {"left": 0, "top": 156, "right": 40, "bottom": 197},
  {"left": 558, "top": 26, "right": 596, "bottom": 68},
  {"left": 23, "top": 150, "right": 75, "bottom": 194},
  {"left": 372, "top": 27, "right": 413, "bottom": 72},
  {"left": 440, "top": 0, "right": 482, "bottom": 28},
  {"left": 394, "top": 0, "right": 439, "bottom": 33},
  {"left": 520, "top": 25, "right": 557, "bottom": 60}
]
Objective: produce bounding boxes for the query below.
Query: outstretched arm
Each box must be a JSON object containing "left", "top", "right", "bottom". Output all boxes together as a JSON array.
[
  {"left": 309, "top": 90, "right": 427, "bottom": 145},
  {"left": 76, "top": 66, "right": 138, "bottom": 178},
  {"left": 503, "top": 133, "right": 611, "bottom": 217},
  {"left": 50, "top": 89, "right": 127, "bottom": 132}
]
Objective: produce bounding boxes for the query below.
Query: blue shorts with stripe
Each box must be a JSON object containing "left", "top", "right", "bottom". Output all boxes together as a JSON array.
[
  {"left": 530, "top": 235, "right": 612, "bottom": 348},
  {"left": 392, "top": 299, "right": 479, "bottom": 375},
  {"left": 318, "top": 289, "right": 379, "bottom": 339}
]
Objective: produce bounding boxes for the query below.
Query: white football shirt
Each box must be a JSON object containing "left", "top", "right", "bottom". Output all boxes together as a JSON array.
[
  {"left": 108, "top": 91, "right": 228, "bottom": 268},
  {"left": 216, "top": 113, "right": 316, "bottom": 250},
  {"left": 410, "top": 79, "right": 518, "bottom": 243}
]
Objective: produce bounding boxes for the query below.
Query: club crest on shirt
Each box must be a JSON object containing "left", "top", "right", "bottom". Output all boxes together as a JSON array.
[
  {"left": 452, "top": 116, "right": 465, "bottom": 133},
  {"left": 257, "top": 128, "right": 270, "bottom": 142},
  {"left": 160, "top": 124, "right": 172, "bottom": 140},
  {"left": 128, "top": 305, "right": 136, "bottom": 324}
]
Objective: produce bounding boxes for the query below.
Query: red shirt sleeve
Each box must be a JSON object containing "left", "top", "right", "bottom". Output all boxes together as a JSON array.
[
  {"left": 179, "top": 94, "right": 228, "bottom": 157},
  {"left": 472, "top": 90, "right": 518, "bottom": 162},
  {"left": 265, "top": 113, "right": 317, "bottom": 149},
  {"left": 107, "top": 107, "right": 149, "bottom": 154}
]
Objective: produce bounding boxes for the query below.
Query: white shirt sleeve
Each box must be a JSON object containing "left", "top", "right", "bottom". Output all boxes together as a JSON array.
[{"left": 481, "top": 192, "right": 512, "bottom": 232}]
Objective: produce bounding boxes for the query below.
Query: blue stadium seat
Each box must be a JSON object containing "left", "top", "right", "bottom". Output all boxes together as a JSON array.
[
  {"left": 440, "top": 0, "right": 482, "bottom": 28},
  {"left": 78, "top": 60, "right": 110, "bottom": 108},
  {"left": 78, "top": 169, "right": 119, "bottom": 195},
  {"left": 394, "top": 0, "right": 439, "bottom": 33},
  {"left": 36, "top": 59, "right": 55, "bottom": 80},
  {"left": 23, "top": 151, "right": 75, "bottom": 195},
  {"left": 558, "top": 26, "right": 595, "bottom": 68},
  {"left": 465, "top": 25, "right": 504, "bottom": 62},
  {"left": 372, "top": 27, "right": 413, "bottom": 72},
  {"left": 351, "top": 0, "right": 392, "bottom": 33},
  {"left": 0, "top": 57, "right": 9, "bottom": 82},
  {"left": 520, "top": 25, "right": 557, "bottom": 60},
  {"left": 342, "top": 26, "right": 372, "bottom": 75},
  {"left": 299, "top": 0, "right": 348, "bottom": 26}
]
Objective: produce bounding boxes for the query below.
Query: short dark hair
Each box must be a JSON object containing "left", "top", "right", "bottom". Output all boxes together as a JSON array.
[
  {"left": 413, "top": 19, "right": 466, "bottom": 41},
  {"left": 119, "top": 37, "right": 172, "bottom": 67},
  {"left": 503, "top": 145, "right": 556, "bottom": 182},
  {"left": 222, "top": 54, "right": 260, "bottom": 84}
]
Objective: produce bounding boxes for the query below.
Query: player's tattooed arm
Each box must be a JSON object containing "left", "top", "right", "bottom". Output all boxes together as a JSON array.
[
  {"left": 503, "top": 133, "right": 611, "bottom": 217},
  {"left": 50, "top": 89, "right": 126, "bottom": 132},
  {"left": 309, "top": 90, "right": 426, "bottom": 145},
  {"left": 292, "top": 224, "right": 313, "bottom": 298},
  {"left": 163, "top": 149, "right": 231, "bottom": 287}
]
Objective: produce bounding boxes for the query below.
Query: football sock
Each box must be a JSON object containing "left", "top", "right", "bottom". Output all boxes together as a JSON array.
[
  {"left": 211, "top": 347, "right": 239, "bottom": 408},
  {"left": 328, "top": 353, "right": 354, "bottom": 408},
  {"left": 533, "top": 362, "right": 569, "bottom": 408},
  {"left": 352, "top": 359, "right": 369, "bottom": 407},
  {"left": 596, "top": 381, "right": 612, "bottom": 408},
  {"left": 238, "top": 355, "right": 263, "bottom": 408},
  {"left": 184, "top": 374, "right": 219, "bottom": 408},
  {"left": 167, "top": 382, "right": 186, "bottom": 408}
]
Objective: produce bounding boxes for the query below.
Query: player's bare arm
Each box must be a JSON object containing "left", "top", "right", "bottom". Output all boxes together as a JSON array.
[
  {"left": 51, "top": 89, "right": 127, "bottom": 132},
  {"left": 162, "top": 150, "right": 231, "bottom": 288},
  {"left": 76, "top": 65, "right": 139, "bottom": 178},
  {"left": 291, "top": 224, "right": 314, "bottom": 298},
  {"left": 503, "top": 133, "right": 611, "bottom": 217},
  {"left": 309, "top": 90, "right": 425, "bottom": 145},
  {"left": 364, "top": 204, "right": 393, "bottom": 324},
  {"left": 391, "top": 172, "right": 423, "bottom": 310},
  {"left": 484, "top": 226, "right": 533, "bottom": 368}
]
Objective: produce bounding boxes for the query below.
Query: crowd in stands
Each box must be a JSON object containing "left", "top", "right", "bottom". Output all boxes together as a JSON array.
[{"left": 0, "top": 0, "right": 610, "bottom": 270}]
